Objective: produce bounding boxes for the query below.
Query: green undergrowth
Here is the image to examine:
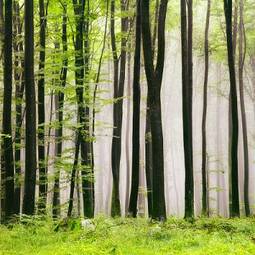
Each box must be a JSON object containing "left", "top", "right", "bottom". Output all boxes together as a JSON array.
[{"left": 1, "top": 216, "right": 255, "bottom": 254}]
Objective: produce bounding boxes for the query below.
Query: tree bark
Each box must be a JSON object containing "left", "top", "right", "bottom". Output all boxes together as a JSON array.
[
  {"left": 141, "top": 0, "right": 168, "bottom": 220},
  {"left": 224, "top": 0, "right": 240, "bottom": 217},
  {"left": 238, "top": 0, "right": 249, "bottom": 216},
  {"left": 1, "top": 0, "right": 15, "bottom": 221},
  {"left": 181, "top": 0, "right": 194, "bottom": 219},
  {"left": 128, "top": 0, "right": 141, "bottom": 218},
  {"left": 13, "top": 1, "right": 24, "bottom": 215},
  {"left": 23, "top": 0, "right": 37, "bottom": 215},
  {"left": 38, "top": 0, "right": 47, "bottom": 213},
  {"left": 110, "top": 0, "right": 128, "bottom": 217},
  {"left": 201, "top": 0, "right": 211, "bottom": 216}
]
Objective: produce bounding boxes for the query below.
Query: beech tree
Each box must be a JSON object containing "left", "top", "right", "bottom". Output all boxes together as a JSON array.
[
  {"left": 141, "top": 0, "right": 168, "bottom": 220},
  {"left": 224, "top": 0, "right": 240, "bottom": 217},
  {"left": 110, "top": 0, "right": 128, "bottom": 217},
  {"left": 128, "top": 0, "right": 141, "bottom": 218},
  {"left": 23, "top": 0, "right": 37, "bottom": 215},
  {"left": 1, "top": 0, "right": 15, "bottom": 221},
  {"left": 201, "top": 0, "right": 211, "bottom": 216},
  {"left": 238, "top": 0, "right": 249, "bottom": 216},
  {"left": 181, "top": 0, "right": 194, "bottom": 219}
]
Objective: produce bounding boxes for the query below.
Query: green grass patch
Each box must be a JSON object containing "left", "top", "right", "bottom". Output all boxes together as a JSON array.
[{"left": 1, "top": 216, "right": 255, "bottom": 254}]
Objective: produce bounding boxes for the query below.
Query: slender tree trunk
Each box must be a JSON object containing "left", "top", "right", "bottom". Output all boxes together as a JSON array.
[
  {"left": 110, "top": 0, "right": 128, "bottom": 217},
  {"left": 23, "top": 0, "right": 37, "bottom": 215},
  {"left": 128, "top": 0, "right": 141, "bottom": 217},
  {"left": 145, "top": 0, "right": 159, "bottom": 218},
  {"left": 72, "top": 0, "right": 94, "bottom": 218},
  {"left": 1, "top": 0, "right": 15, "bottom": 221},
  {"left": 13, "top": 1, "right": 24, "bottom": 215},
  {"left": 38, "top": 0, "right": 47, "bottom": 213},
  {"left": 0, "top": 0, "right": 3, "bottom": 58},
  {"left": 141, "top": 0, "right": 168, "bottom": 220},
  {"left": 201, "top": 0, "right": 211, "bottom": 216},
  {"left": 224, "top": 0, "right": 240, "bottom": 217},
  {"left": 181, "top": 0, "right": 194, "bottom": 219},
  {"left": 52, "top": 0, "right": 68, "bottom": 218},
  {"left": 67, "top": 133, "right": 80, "bottom": 217},
  {"left": 81, "top": 0, "right": 94, "bottom": 218},
  {"left": 238, "top": 0, "right": 249, "bottom": 216}
]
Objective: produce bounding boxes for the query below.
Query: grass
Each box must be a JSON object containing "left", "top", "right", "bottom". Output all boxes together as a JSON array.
[{"left": 1, "top": 216, "right": 255, "bottom": 254}]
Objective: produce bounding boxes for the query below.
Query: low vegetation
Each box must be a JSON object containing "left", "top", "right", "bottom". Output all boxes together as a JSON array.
[{"left": 1, "top": 217, "right": 255, "bottom": 254}]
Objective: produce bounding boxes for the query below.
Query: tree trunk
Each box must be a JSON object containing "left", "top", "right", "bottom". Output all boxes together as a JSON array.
[
  {"left": 201, "top": 0, "right": 211, "bottom": 216},
  {"left": 23, "top": 0, "right": 37, "bottom": 215},
  {"left": 13, "top": 1, "right": 24, "bottom": 215},
  {"left": 128, "top": 0, "right": 141, "bottom": 218},
  {"left": 145, "top": 0, "right": 159, "bottom": 218},
  {"left": 224, "top": 0, "right": 240, "bottom": 217},
  {"left": 238, "top": 0, "right": 249, "bottom": 216},
  {"left": 1, "top": 0, "right": 15, "bottom": 221},
  {"left": 141, "top": 0, "right": 168, "bottom": 220},
  {"left": 181, "top": 0, "right": 194, "bottom": 219},
  {"left": 110, "top": 0, "right": 128, "bottom": 217},
  {"left": 38, "top": 0, "right": 47, "bottom": 213}
]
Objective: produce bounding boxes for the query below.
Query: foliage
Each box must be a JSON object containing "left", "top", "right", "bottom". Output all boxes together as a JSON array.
[{"left": 1, "top": 217, "right": 255, "bottom": 254}]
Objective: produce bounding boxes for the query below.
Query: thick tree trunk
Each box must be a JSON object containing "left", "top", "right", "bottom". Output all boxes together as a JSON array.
[
  {"left": 238, "top": 0, "right": 249, "bottom": 216},
  {"left": 141, "top": 0, "right": 168, "bottom": 220},
  {"left": 1, "top": 0, "right": 15, "bottom": 221},
  {"left": 224, "top": 0, "right": 240, "bottom": 217},
  {"left": 128, "top": 0, "right": 141, "bottom": 218},
  {"left": 201, "top": 0, "right": 211, "bottom": 216},
  {"left": 23, "top": 0, "right": 37, "bottom": 215}
]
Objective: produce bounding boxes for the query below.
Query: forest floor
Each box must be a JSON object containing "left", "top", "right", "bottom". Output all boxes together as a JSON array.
[{"left": 1, "top": 216, "right": 255, "bottom": 254}]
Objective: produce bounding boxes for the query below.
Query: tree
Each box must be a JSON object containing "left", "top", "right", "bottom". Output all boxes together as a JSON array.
[
  {"left": 224, "top": 0, "right": 240, "bottom": 217},
  {"left": 23, "top": 0, "right": 37, "bottom": 215},
  {"left": 238, "top": 0, "right": 250, "bottom": 216},
  {"left": 72, "top": 0, "right": 94, "bottom": 218},
  {"left": 181, "top": 0, "right": 194, "bottom": 219},
  {"left": 13, "top": 0, "right": 24, "bottom": 215},
  {"left": 110, "top": 0, "right": 128, "bottom": 217},
  {"left": 145, "top": 0, "right": 159, "bottom": 218},
  {"left": 128, "top": 0, "right": 141, "bottom": 218},
  {"left": 53, "top": 0, "right": 68, "bottom": 218},
  {"left": 38, "top": 0, "right": 47, "bottom": 213},
  {"left": 201, "top": 0, "right": 211, "bottom": 216},
  {"left": 141, "top": 0, "right": 168, "bottom": 220},
  {"left": 1, "top": 0, "right": 15, "bottom": 221}
]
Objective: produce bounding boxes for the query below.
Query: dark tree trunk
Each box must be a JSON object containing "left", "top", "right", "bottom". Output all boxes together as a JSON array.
[
  {"left": 128, "top": 0, "right": 141, "bottom": 218},
  {"left": 224, "top": 0, "right": 240, "bottom": 217},
  {"left": 0, "top": 0, "right": 3, "bottom": 58},
  {"left": 81, "top": 0, "right": 94, "bottom": 218},
  {"left": 72, "top": 0, "right": 94, "bottom": 218},
  {"left": 52, "top": 0, "right": 68, "bottom": 218},
  {"left": 67, "top": 133, "right": 80, "bottom": 217},
  {"left": 145, "top": 0, "right": 159, "bottom": 218},
  {"left": 1, "top": 0, "right": 15, "bottom": 221},
  {"left": 141, "top": 0, "right": 168, "bottom": 220},
  {"left": 110, "top": 0, "right": 128, "bottom": 217},
  {"left": 38, "top": 0, "right": 47, "bottom": 213},
  {"left": 13, "top": 1, "right": 24, "bottom": 215},
  {"left": 238, "top": 0, "right": 250, "bottom": 216},
  {"left": 201, "top": 0, "right": 211, "bottom": 216},
  {"left": 181, "top": 0, "right": 194, "bottom": 219},
  {"left": 23, "top": 0, "right": 37, "bottom": 215}
]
